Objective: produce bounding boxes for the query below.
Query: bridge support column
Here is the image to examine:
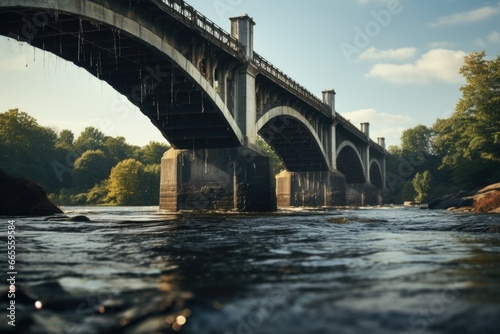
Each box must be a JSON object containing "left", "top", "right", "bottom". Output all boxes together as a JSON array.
[
  {"left": 160, "top": 146, "right": 277, "bottom": 212},
  {"left": 231, "top": 14, "right": 258, "bottom": 145},
  {"left": 345, "top": 183, "right": 378, "bottom": 206},
  {"left": 276, "top": 171, "right": 346, "bottom": 208}
]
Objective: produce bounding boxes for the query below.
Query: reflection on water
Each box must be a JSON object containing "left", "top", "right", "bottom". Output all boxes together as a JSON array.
[{"left": 0, "top": 207, "right": 499, "bottom": 333}]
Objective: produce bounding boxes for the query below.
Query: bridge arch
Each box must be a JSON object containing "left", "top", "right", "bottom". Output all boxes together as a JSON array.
[
  {"left": 0, "top": 0, "right": 244, "bottom": 148},
  {"left": 256, "top": 106, "right": 330, "bottom": 172},
  {"left": 336, "top": 141, "right": 365, "bottom": 183},
  {"left": 369, "top": 160, "right": 383, "bottom": 189}
]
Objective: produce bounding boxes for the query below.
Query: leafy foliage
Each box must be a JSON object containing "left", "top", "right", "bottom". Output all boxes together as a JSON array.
[
  {"left": 107, "top": 159, "right": 144, "bottom": 205},
  {"left": 401, "top": 125, "right": 433, "bottom": 156},
  {"left": 138, "top": 141, "right": 170, "bottom": 165},
  {"left": 412, "top": 171, "right": 432, "bottom": 203},
  {"left": 0, "top": 109, "right": 59, "bottom": 191},
  {"left": 73, "top": 126, "right": 106, "bottom": 153},
  {"left": 387, "top": 51, "right": 500, "bottom": 202},
  {"left": 256, "top": 136, "right": 284, "bottom": 175},
  {"left": 433, "top": 51, "right": 500, "bottom": 166},
  {"left": 72, "top": 150, "right": 114, "bottom": 191},
  {"left": 1, "top": 109, "right": 168, "bottom": 206}
]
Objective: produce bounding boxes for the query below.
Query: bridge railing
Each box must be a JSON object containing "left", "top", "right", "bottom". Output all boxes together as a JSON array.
[
  {"left": 159, "top": 0, "right": 244, "bottom": 56},
  {"left": 253, "top": 52, "right": 331, "bottom": 116}
]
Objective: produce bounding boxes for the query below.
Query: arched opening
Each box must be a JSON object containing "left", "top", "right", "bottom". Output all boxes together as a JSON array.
[
  {"left": 258, "top": 115, "right": 329, "bottom": 172},
  {"left": 337, "top": 146, "right": 365, "bottom": 183}
]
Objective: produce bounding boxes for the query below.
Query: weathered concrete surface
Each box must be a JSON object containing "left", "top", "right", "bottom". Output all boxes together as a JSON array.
[
  {"left": 346, "top": 183, "right": 379, "bottom": 206},
  {"left": 160, "top": 147, "right": 277, "bottom": 212},
  {"left": 276, "top": 171, "right": 346, "bottom": 208},
  {"left": 0, "top": 171, "right": 62, "bottom": 216}
]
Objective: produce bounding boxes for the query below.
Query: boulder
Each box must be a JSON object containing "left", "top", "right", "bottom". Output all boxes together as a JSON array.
[
  {"left": 0, "top": 171, "right": 62, "bottom": 216},
  {"left": 471, "top": 189, "right": 500, "bottom": 213},
  {"left": 428, "top": 194, "right": 473, "bottom": 210},
  {"left": 428, "top": 183, "right": 500, "bottom": 214}
]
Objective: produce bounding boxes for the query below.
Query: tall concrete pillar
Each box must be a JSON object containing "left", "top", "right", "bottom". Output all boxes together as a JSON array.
[
  {"left": 231, "top": 15, "right": 257, "bottom": 145},
  {"left": 160, "top": 147, "right": 277, "bottom": 212},
  {"left": 360, "top": 122, "right": 370, "bottom": 183},
  {"left": 234, "top": 65, "right": 258, "bottom": 145},
  {"left": 323, "top": 89, "right": 337, "bottom": 169},
  {"left": 378, "top": 137, "right": 387, "bottom": 189}
]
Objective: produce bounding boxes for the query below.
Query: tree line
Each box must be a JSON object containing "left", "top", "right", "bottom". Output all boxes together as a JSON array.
[
  {"left": 386, "top": 51, "right": 500, "bottom": 203},
  {"left": 0, "top": 109, "right": 169, "bottom": 206}
]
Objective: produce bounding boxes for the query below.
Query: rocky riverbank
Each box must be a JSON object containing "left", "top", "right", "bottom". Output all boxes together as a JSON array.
[
  {"left": 0, "top": 171, "right": 62, "bottom": 216},
  {"left": 428, "top": 183, "right": 500, "bottom": 213}
]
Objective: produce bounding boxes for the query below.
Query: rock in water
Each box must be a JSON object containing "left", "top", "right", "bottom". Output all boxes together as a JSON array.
[
  {"left": 428, "top": 183, "right": 500, "bottom": 213},
  {"left": 0, "top": 171, "right": 63, "bottom": 216}
]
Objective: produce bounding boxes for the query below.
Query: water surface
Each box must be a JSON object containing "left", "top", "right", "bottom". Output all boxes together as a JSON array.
[{"left": 1, "top": 207, "right": 499, "bottom": 333}]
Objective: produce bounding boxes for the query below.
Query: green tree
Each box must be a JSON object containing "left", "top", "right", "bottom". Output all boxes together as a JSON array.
[
  {"left": 85, "top": 180, "right": 110, "bottom": 205},
  {"left": 74, "top": 127, "right": 106, "bottom": 153},
  {"left": 142, "top": 164, "right": 161, "bottom": 204},
  {"left": 137, "top": 141, "right": 170, "bottom": 165},
  {"left": 106, "top": 159, "right": 145, "bottom": 205},
  {"left": 401, "top": 125, "right": 433, "bottom": 156},
  {"left": 103, "top": 136, "right": 134, "bottom": 165},
  {"left": 432, "top": 51, "right": 500, "bottom": 186},
  {"left": 412, "top": 171, "right": 432, "bottom": 203},
  {"left": 0, "top": 109, "right": 60, "bottom": 191},
  {"left": 256, "top": 136, "right": 283, "bottom": 175},
  {"left": 106, "top": 159, "right": 161, "bottom": 205},
  {"left": 73, "top": 150, "right": 114, "bottom": 191},
  {"left": 56, "top": 129, "right": 75, "bottom": 149}
]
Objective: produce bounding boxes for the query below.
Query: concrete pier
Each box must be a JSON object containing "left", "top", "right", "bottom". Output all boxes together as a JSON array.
[
  {"left": 345, "top": 183, "right": 378, "bottom": 206},
  {"left": 160, "top": 147, "right": 277, "bottom": 212},
  {"left": 276, "top": 171, "right": 346, "bottom": 207}
]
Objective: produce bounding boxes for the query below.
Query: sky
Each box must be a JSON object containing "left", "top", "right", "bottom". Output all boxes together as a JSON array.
[{"left": 0, "top": 0, "right": 499, "bottom": 147}]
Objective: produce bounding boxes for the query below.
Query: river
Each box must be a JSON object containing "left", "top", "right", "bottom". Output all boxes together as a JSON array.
[{"left": 1, "top": 207, "right": 500, "bottom": 334}]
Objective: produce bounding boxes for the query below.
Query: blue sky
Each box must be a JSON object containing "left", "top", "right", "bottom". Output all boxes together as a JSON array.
[{"left": 0, "top": 0, "right": 499, "bottom": 147}]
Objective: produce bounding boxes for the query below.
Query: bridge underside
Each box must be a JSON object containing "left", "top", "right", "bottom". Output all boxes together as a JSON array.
[
  {"left": 259, "top": 116, "right": 329, "bottom": 172},
  {"left": 337, "top": 146, "right": 365, "bottom": 184},
  {"left": 0, "top": 5, "right": 240, "bottom": 148}
]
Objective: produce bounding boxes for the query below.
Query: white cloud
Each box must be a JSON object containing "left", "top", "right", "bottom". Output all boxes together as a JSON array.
[
  {"left": 340, "top": 109, "right": 413, "bottom": 146},
  {"left": 366, "top": 49, "right": 467, "bottom": 85},
  {"left": 341, "top": 109, "right": 412, "bottom": 123},
  {"left": 429, "top": 4, "right": 500, "bottom": 28},
  {"left": 359, "top": 47, "right": 417, "bottom": 61}
]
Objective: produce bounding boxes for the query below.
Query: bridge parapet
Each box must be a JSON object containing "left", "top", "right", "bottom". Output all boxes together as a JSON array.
[
  {"left": 158, "top": 0, "right": 244, "bottom": 57},
  {"left": 253, "top": 52, "right": 331, "bottom": 118}
]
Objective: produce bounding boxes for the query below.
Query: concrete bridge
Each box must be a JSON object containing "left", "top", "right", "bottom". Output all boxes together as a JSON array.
[{"left": 0, "top": 0, "right": 388, "bottom": 211}]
